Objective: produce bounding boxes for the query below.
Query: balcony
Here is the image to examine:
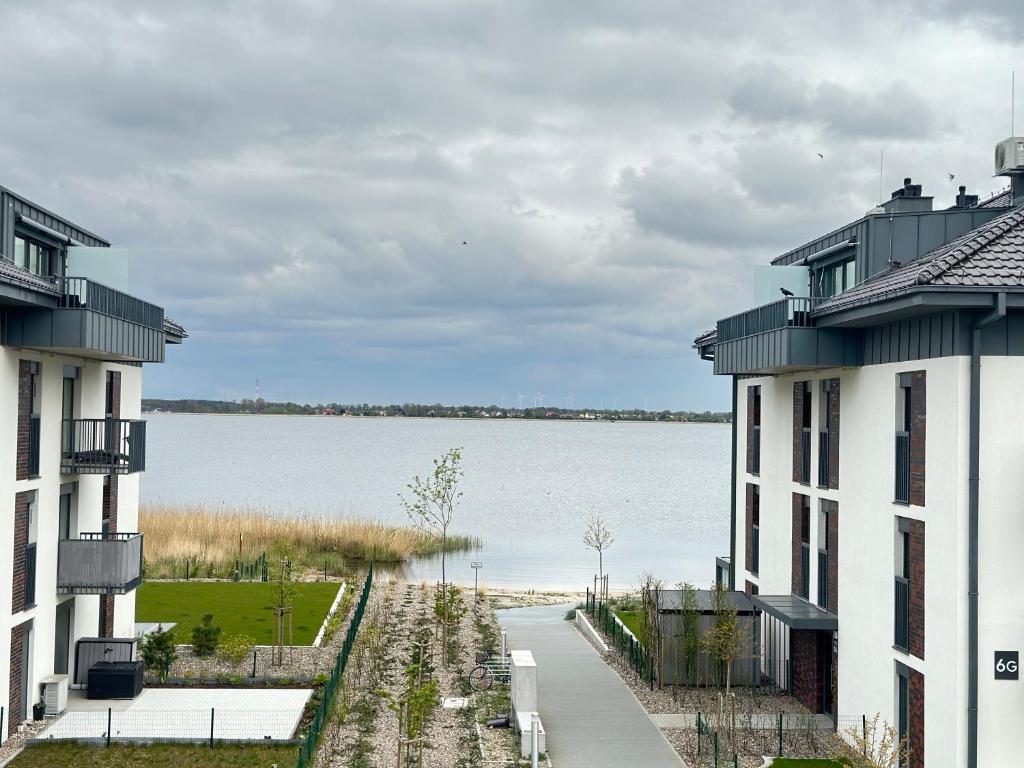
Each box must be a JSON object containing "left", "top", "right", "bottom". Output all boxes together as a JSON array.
[
  {"left": 712, "top": 296, "right": 861, "bottom": 375},
  {"left": 61, "top": 419, "right": 146, "bottom": 475},
  {"left": 895, "top": 431, "right": 910, "bottom": 504},
  {"left": 894, "top": 575, "right": 909, "bottom": 651},
  {"left": 4, "top": 277, "right": 166, "bottom": 362},
  {"left": 57, "top": 533, "right": 143, "bottom": 595}
]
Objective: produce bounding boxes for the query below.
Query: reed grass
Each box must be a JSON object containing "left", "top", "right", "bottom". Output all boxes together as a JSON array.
[{"left": 139, "top": 503, "right": 478, "bottom": 579}]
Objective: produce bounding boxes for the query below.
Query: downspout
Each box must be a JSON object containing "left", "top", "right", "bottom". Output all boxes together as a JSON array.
[
  {"left": 729, "top": 374, "right": 738, "bottom": 590},
  {"left": 968, "top": 291, "right": 1006, "bottom": 768}
]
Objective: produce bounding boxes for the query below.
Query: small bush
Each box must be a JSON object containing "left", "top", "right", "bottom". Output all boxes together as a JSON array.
[
  {"left": 217, "top": 632, "right": 255, "bottom": 665},
  {"left": 191, "top": 613, "right": 222, "bottom": 657},
  {"left": 141, "top": 627, "right": 177, "bottom": 681}
]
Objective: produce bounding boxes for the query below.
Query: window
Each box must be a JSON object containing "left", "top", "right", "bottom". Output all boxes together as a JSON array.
[
  {"left": 894, "top": 516, "right": 924, "bottom": 658},
  {"left": 818, "top": 379, "right": 839, "bottom": 489},
  {"left": 25, "top": 493, "right": 38, "bottom": 608},
  {"left": 13, "top": 235, "right": 52, "bottom": 277},
  {"left": 748, "top": 385, "right": 762, "bottom": 475},
  {"left": 796, "top": 382, "right": 812, "bottom": 484},
  {"left": 28, "top": 362, "right": 41, "bottom": 478},
  {"left": 751, "top": 486, "right": 760, "bottom": 575},
  {"left": 817, "top": 505, "right": 829, "bottom": 610},
  {"left": 58, "top": 485, "right": 77, "bottom": 540},
  {"left": 62, "top": 367, "right": 77, "bottom": 457},
  {"left": 816, "top": 257, "right": 857, "bottom": 298},
  {"left": 800, "top": 496, "right": 810, "bottom": 599},
  {"left": 895, "top": 372, "right": 925, "bottom": 505}
]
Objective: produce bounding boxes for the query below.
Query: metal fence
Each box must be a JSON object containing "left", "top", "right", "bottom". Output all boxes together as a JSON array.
[
  {"left": 236, "top": 552, "right": 268, "bottom": 581},
  {"left": 693, "top": 712, "right": 865, "bottom": 767},
  {"left": 295, "top": 563, "right": 374, "bottom": 768},
  {"left": 30, "top": 707, "right": 304, "bottom": 746},
  {"left": 58, "top": 277, "right": 165, "bottom": 330},
  {"left": 585, "top": 597, "right": 655, "bottom": 686},
  {"left": 716, "top": 296, "right": 821, "bottom": 343}
]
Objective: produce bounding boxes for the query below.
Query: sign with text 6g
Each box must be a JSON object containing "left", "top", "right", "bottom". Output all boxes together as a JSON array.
[{"left": 995, "top": 651, "right": 1019, "bottom": 680}]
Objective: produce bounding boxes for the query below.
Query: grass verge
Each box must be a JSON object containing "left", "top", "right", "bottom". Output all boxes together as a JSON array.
[
  {"left": 141, "top": 504, "right": 478, "bottom": 578},
  {"left": 135, "top": 581, "right": 340, "bottom": 645},
  {"left": 8, "top": 742, "right": 297, "bottom": 767},
  {"left": 613, "top": 609, "right": 643, "bottom": 638}
]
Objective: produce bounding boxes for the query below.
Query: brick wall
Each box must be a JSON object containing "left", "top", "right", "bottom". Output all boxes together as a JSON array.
[
  {"left": 824, "top": 499, "right": 839, "bottom": 614},
  {"left": 908, "top": 519, "right": 925, "bottom": 660},
  {"left": 11, "top": 492, "right": 29, "bottom": 615},
  {"left": 746, "top": 386, "right": 756, "bottom": 474},
  {"left": 100, "top": 472, "right": 119, "bottom": 638},
  {"left": 109, "top": 371, "right": 121, "bottom": 419},
  {"left": 15, "top": 361, "right": 31, "bottom": 481},
  {"left": 8, "top": 622, "right": 26, "bottom": 736},
  {"left": 790, "top": 629, "right": 819, "bottom": 712},
  {"left": 791, "top": 493, "right": 803, "bottom": 594},
  {"left": 745, "top": 483, "right": 755, "bottom": 572},
  {"left": 908, "top": 668, "right": 925, "bottom": 768},
  {"left": 792, "top": 383, "right": 804, "bottom": 482},
  {"left": 826, "top": 379, "right": 840, "bottom": 489},
  {"left": 909, "top": 371, "right": 926, "bottom": 506}
]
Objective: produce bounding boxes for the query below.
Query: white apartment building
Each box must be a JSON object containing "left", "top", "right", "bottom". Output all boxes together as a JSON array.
[
  {"left": 695, "top": 140, "right": 1024, "bottom": 768},
  {"left": 0, "top": 185, "right": 185, "bottom": 741}
]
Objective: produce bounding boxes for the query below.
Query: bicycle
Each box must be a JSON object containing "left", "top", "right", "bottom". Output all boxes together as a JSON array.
[{"left": 468, "top": 650, "right": 511, "bottom": 691}]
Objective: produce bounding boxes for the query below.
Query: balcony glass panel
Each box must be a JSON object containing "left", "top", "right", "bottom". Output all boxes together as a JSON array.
[{"left": 57, "top": 533, "right": 143, "bottom": 595}]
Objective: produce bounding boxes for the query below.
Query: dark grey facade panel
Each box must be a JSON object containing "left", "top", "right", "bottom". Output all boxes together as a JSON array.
[
  {"left": 2, "top": 187, "right": 109, "bottom": 249},
  {"left": 4, "top": 307, "right": 163, "bottom": 362}
]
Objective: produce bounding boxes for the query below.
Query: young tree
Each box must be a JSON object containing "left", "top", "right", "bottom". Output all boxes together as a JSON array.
[
  {"left": 638, "top": 572, "right": 664, "bottom": 687},
  {"left": 400, "top": 447, "right": 464, "bottom": 661},
  {"left": 703, "top": 581, "right": 743, "bottom": 699},
  {"left": 679, "top": 581, "right": 701, "bottom": 687},
  {"left": 833, "top": 714, "right": 908, "bottom": 768},
  {"left": 583, "top": 515, "right": 615, "bottom": 586},
  {"left": 141, "top": 627, "right": 177, "bottom": 682}
]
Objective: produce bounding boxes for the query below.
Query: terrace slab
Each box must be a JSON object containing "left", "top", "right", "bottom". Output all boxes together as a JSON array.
[{"left": 35, "top": 688, "right": 312, "bottom": 742}]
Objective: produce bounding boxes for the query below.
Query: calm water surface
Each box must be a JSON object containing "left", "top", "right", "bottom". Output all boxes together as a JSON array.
[{"left": 142, "top": 415, "right": 730, "bottom": 591}]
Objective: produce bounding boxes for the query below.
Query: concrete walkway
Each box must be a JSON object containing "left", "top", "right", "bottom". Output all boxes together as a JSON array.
[{"left": 498, "top": 604, "right": 684, "bottom": 768}]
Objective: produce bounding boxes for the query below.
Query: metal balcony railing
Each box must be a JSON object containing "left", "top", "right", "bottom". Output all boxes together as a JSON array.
[
  {"left": 894, "top": 575, "right": 910, "bottom": 651},
  {"left": 895, "top": 431, "right": 911, "bottom": 504},
  {"left": 56, "top": 277, "right": 164, "bottom": 331},
  {"left": 818, "top": 430, "right": 830, "bottom": 487},
  {"left": 25, "top": 543, "right": 37, "bottom": 607},
  {"left": 61, "top": 419, "right": 146, "bottom": 475},
  {"left": 817, "top": 550, "right": 828, "bottom": 610},
  {"left": 800, "top": 544, "right": 810, "bottom": 600},
  {"left": 716, "top": 296, "right": 822, "bottom": 343},
  {"left": 750, "top": 425, "right": 761, "bottom": 474},
  {"left": 799, "top": 427, "right": 812, "bottom": 484},
  {"left": 57, "top": 532, "right": 143, "bottom": 595}
]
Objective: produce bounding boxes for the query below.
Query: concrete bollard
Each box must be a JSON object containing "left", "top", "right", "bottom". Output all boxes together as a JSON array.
[{"left": 531, "top": 712, "right": 540, "bottom": 768}]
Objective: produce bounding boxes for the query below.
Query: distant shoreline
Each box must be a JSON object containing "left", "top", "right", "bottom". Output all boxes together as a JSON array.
[{"left": 144, "top": 411, "right": 731, "bottom": 424}]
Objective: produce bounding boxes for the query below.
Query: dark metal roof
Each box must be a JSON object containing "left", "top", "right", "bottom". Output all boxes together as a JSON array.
[
  {"left": 658, "top": 589, "right": 756, "bottom": 614},
  {"left": 815, "top": 205, "right": 1024, "bottom": 315},
  {"left": 751, "top": 594, "right": 837, "bottom": 630},
  {"left": 1, "top": 185, "right": 109, "bottom": 248},
  {"left": 0, "top": 259, "right": 61, "bottom": 296}
]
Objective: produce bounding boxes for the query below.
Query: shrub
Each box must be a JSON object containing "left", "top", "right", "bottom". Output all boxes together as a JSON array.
[
  {"left": 191, "top": 613, "right": 222, "bottom": 657},
  {"left": 217, "top": 632, "right": 255, "bottom": 666},
  {"left": 141, "top": 627, "right": 177, "bottom": 681}
]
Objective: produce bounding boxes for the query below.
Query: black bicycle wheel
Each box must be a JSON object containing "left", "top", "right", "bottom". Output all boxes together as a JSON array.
[{"left": 469, "top": 665, "right": 493, "bottom": 691}]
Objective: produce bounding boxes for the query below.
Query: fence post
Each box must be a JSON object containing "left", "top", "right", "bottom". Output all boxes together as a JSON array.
[
  {"left": 713, "top": 731, "right": 718, "bottom": 767},
  {"left": 210, "top": 707, "right": 215, "bottom": 748},
  {"left": 252, "top": 647, "right": 258, "bottom": 678},
  {"left": 531, "top": 712, "right": 540, "bottom": 768},
  {"left": 697, "top": 713, "right": 702, "bottom": 756},
  {"left": 863, "top": 714, "right": 868, "bottom": 755},
  {"left": 106, "top": 707, "right": 112, "bottom": 747},
  {"left": 0, "top": 706, "right": 4, "bottom": 744},
  {"left": 778, "top": 711, "right": 782, "bottom": 756}
]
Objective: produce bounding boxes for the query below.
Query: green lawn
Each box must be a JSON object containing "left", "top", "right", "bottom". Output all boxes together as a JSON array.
[
  {"left": 613, "top": 609, "right": 643, "bottom": 639},
  {"left": 770, "top": 759, "right": 847, "bottom": 767},
  {"left": 136, "top": 581, "right": 341, "bottom": 645},
  {"left": 10, "top": 742, "right": 297, "bottom": 767}
]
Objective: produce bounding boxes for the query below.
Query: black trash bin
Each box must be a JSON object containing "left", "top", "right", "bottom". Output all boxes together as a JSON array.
[{"left": 87, "top": 661, "right": 144, "bottom": 699}]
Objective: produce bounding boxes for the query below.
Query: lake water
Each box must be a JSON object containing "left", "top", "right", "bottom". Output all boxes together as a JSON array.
[{"left": 141, "top": 415, "right": 730, "bottom": 591}]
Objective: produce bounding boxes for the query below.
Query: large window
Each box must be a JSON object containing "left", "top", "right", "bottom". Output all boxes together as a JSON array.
[
  {"left": 13, "top": 235, "right": 52, "bottom": 277},
  {"left": 816, "top": 257, "right": 856, "bottom": 298}
]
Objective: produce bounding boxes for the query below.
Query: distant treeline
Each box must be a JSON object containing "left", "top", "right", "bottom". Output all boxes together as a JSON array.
[{"left": 142, "top": 398, "right": 731, "bottom": 423}]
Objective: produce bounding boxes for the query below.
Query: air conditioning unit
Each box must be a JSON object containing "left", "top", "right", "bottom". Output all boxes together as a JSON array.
[
  {"left": 42, "top": 674, "right": 69, "bottom": 715},
  {"left": 994, "top": 137, "right": 1024, "bottom": 175}
]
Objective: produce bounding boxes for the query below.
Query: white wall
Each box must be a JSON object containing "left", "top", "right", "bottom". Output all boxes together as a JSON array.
[
  {"left": 0, "top": 348, "right": 144, "bottom": 742},
  {"left": 737, "top": 356, "right": 970, "bottom": 768}
]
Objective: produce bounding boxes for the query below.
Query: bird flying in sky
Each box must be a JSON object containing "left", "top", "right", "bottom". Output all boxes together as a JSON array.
[
  {"left": 817, "top": 153, "right": 824, "bottom": 160},
  {"left": 948, "top": 173, "right": 955, "bottom": 182}
]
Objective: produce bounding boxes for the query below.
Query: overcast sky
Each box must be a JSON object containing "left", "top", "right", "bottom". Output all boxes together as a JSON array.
[{"left": 2, "top": 1, "right": 1021, "bottom": 410}]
